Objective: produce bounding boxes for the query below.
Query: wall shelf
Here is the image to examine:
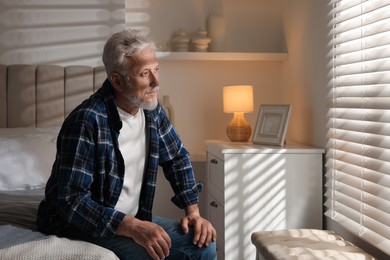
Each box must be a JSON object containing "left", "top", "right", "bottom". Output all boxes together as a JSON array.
[{"left": 156, "top": 52, "right": 288, "bottom": 61}]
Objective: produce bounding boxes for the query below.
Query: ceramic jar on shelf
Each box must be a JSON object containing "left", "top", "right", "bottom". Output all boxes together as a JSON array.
[
  {"left": 171, "top": 29, "right": 190, "bottom": 52},
  {"left": 191, "top": 28, "right": 211, "bottom": 52}
]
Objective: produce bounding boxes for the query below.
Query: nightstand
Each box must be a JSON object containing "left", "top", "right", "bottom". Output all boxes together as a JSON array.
[{"left": 205, "top": 141, "right": 324, "bottom": 260}]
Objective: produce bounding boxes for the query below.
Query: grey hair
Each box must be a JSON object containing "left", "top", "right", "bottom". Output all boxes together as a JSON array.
[{"left": 102, "top": 28, "right": 156, "bottom": 76}]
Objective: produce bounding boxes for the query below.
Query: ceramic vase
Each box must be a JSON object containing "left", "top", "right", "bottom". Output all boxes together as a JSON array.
[{"left": 207, "top": 13, "right": 227, "bottom": 52}]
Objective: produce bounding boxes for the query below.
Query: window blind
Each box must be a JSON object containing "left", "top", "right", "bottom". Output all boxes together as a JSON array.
[{"left": 326, "top": 0, "right": 390, "bottom": 255}]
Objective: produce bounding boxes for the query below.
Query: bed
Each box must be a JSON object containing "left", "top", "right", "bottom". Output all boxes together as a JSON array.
[{"left": 0, "top": 64, "right": 120, "bottom": 259}]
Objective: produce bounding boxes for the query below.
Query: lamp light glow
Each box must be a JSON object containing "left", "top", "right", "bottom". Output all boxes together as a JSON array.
[{"left": 223, "top": 85, "right": 254, "bottom": 142}]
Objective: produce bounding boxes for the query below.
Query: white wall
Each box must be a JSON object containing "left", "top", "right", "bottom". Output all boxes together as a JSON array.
[
  {"left": 0, "top": 0, "right": 125, "bottom": 66},
  {"left": 141, "top": 0, "right": 287, "bottom": 157},
  {"left": 158, "top": 60, "right": 284, "bottom": 158},
  {"left": 132, "top": 0, "right": 285, "bottom": 53},
  {"left": 0, "top": 0, "right": 286, "bottom": 158},
  {"left": 281, "top": 0, "right": 330, "bottom": 147}
]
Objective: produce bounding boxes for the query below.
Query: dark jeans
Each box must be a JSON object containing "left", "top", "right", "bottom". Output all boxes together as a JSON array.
[{"left": 64, "top": 216, "right": 217, "bottom": 260}]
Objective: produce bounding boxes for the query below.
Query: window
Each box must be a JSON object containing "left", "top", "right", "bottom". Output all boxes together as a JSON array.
[{"left": 326, "top": 0, "right": 390, "bottom": 255}]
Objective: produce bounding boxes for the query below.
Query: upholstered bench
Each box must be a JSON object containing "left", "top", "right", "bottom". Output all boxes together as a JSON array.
[{"left": 251, "top": 229, "right": 377, "bottom": 260}]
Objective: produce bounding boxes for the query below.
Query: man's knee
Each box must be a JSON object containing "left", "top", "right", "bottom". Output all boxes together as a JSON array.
[
  {"left": 173, "top": 240, "right": 217, "bottom": 260},
  {"left": 202, "top": 240, "right": 217, "bottom": 259}
]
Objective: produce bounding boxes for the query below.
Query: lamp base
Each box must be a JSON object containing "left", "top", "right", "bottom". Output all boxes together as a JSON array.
[{"left": 226, "top": 112, "right": 252, "bottom": 142}]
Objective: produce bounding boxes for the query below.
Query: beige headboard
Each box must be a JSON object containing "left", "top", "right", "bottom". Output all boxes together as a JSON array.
[{"left": 0, "top": 64, "right": 106, "bottom": 128}]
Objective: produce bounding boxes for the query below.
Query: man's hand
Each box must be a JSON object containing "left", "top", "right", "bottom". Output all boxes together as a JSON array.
[
  {"left": 117, "top": 216, "right": 171, "bottom": 260},
  {"left": 181, "top": 204, "right": 217, "bottom": 248}
]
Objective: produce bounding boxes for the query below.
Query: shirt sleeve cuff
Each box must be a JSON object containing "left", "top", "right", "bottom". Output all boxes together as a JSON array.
[
  {"left": 99, "top": 209, "right": 126, "bottom": 238},
  {"left": 171, "top": 181, "right": 203, "bottom": 209}
]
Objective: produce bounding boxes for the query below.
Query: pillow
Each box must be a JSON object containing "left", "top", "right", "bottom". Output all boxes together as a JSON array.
[{"left": 0, "top": 127, "right": 60, "bottom": 191}]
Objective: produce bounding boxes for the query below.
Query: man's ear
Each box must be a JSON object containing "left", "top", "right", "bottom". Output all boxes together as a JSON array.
[{"left": 109, "top": 72, "right": 123, "bottom": 92}]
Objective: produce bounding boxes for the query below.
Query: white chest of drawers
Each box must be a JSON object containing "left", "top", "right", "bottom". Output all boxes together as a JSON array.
[{"left": 205, "top": 141, "right": 324, "bottom": 260}]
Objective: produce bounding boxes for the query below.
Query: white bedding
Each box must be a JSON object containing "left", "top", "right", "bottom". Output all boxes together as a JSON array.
[
  {"left": 0, "top": 127, "right": 59, "bottom": 191},
  {"left": 0, "top": 127, "right": 120, "bottom": 260},
  {"left": 0, "top": 231, "right": 119, "bottom": 260},
  {"left": 0, "top": 189, "right": 120, "bottom": 260}
]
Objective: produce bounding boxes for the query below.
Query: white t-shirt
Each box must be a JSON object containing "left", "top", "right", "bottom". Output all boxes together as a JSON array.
[{"left": 114, "top": 107, "right": 146, "bottom": 216}]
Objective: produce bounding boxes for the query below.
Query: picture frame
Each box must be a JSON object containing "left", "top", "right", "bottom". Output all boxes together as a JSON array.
[{"left": 252, "top": 104, "right": 292, "bottom": 146}]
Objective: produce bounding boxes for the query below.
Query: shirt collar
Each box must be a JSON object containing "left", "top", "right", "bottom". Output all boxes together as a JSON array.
[{"left": 100, "top": 79, "right": 122, "bottom": 132}]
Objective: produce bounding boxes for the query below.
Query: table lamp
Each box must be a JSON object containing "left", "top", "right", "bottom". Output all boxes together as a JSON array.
[{"left": 223, "top": 85, "right": 254, "bottom": 142}]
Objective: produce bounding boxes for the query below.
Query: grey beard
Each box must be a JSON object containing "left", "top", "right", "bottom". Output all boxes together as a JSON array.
[
  {"left": 139, "top": 99, "right": 158, "bottom": 110},
  {"left": 128, "top": 87, "right": 159, "bottom": 110}
]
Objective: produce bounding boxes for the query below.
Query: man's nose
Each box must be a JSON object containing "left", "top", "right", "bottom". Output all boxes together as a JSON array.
[{"left": 150, "top": 71, "right": 159, "bottom": 86}]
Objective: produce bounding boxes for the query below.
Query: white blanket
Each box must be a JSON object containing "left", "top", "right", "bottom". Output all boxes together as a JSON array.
[{"left": 0, "top": 235, "right": 119, "bottom": 260}]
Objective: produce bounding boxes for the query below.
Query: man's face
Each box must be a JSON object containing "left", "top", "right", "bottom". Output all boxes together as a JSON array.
[{"left": 123, "top": 48, "right": 160, "bottom": 110}]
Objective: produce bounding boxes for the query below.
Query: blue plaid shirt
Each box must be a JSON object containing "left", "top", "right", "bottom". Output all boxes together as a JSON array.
[{"left": 37, "top": 79, "right": 202, "bottom": 238}]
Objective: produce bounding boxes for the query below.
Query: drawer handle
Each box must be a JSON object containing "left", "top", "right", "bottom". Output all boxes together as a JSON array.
[
  {"left": 210, "top": 201, "right": 218, "bottom": 208},
  {"left": 210, "top": 159, "right": 218, "bottom": 164}
]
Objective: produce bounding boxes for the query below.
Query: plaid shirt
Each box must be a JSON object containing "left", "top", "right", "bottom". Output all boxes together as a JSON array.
[{"left": 37, "top": 79, "right": 202, "bottom": 238}]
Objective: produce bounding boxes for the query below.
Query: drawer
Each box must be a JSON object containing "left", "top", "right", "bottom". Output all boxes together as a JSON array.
[
  {"left": 207, "top": 192, "right": 224, "bottom": 259},
  {"left": 207, "top": 152, "right": 224, "bottom": 204}
]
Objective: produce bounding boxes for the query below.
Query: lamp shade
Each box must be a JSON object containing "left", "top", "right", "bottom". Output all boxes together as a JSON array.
[{"left": 223, "top": 85, "right": 254, "bottom": 113}]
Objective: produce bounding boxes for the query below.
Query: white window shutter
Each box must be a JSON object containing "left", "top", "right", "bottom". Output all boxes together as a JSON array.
[{"left": 326, "top": 0, "right": 390, "bottom": 255}]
